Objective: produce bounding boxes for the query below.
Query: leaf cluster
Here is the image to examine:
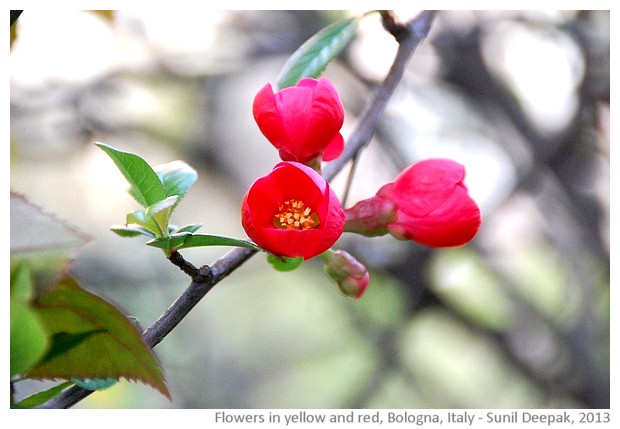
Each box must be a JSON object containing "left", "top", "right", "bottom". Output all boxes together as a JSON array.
[{"left": 10, "top": 194, "right": 169, "bottom": 407}]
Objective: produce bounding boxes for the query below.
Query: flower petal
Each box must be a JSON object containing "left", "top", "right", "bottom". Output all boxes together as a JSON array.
[{"left": 241, "top": 162, "right": 345, "bottom": 259}]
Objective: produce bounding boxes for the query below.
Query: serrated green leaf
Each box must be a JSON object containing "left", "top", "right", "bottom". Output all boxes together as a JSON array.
[
  {"left": 12, "top": 381, "right": 73, "bottom": 409},
  {"left": 11, "top": 192, "right": 91, "bottom": 292},
  {"left": 147, "top": 233, "right": 261, "bottom": 253},
  {"left": 277, "top": 16, "right": 358, "bottom": 89},
  {"left": 37, "top": 330, "right": 105, "bottom": 366},
  {"left": 96, "top": 142, "right": 167, "bottom": 208},
  {"left": 267, "top": 254, "right": 304, "bottom": 272},
  {"left": 155, "top": 160, "right": 198, "bottom": 199},
  {"left": 28, "top": 276, "right": 170, "bottom": 399},
  {"left": 10, "top": 263, "right": 49, "bottom": 377}
]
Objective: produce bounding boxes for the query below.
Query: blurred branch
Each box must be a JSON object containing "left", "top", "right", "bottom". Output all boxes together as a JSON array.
[
  {"left": 323, "top": 10, "right": 437, "bottom": 182},
  {"left": 10, "top": 10, "right": 22, "bottom": 26},
  {"left": 41, "top": 10, "right": 438, "bottom": 409}
]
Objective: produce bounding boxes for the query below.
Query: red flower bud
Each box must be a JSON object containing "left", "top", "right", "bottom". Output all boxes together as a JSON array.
[
  {"left": 241, "top": 161, "right": 345, "bottom": 259},
  {"left": 323, "top": 250, "right": 370, "bottom": 299},
  {"left": 345, "top": 158, "right": 481, "bottom": 248},
  {"left": 253, "top": 77, "right": 345, "bottom": 164}
]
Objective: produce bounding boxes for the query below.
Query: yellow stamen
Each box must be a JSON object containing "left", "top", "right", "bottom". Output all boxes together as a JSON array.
[{"left": 273, "top": 199, "right": 320, "bottom": 230}]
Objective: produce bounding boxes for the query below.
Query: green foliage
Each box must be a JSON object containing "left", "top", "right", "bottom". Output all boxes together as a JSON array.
[
  {"left": 72, "top": 377, "right": 118, "bottom": 391},
  {"left": 96, "top": 143, "right": 167, "bottom": 208},
  {"left": 267, "top": 254, "right": 304, "bottom": 272},
  {"left": 276, "top": 16, "right": 359, "bottom": 89},
  {"left": 10, "top": 193, "right": 170, "bottom": 403},
  {"left": 147, "top": 233, "right": 260, "bottom": 254},
  {"left": 12, "top": 382, "right": 73, "bottom": 409},
  {"left": 155, "top": 160, "right": 198, "bottom": 204},
  {"left": 98, "top": 142, "right": 261, "bottom": 256},
  {"left": 10, "top": 263, "right": 48, "bottom": 377},
  {"left": 10, "top": 192, "right": 91, "bottom": 292},
  {"left": 27, "top": 276, "right": 170, "bottom": 399}
]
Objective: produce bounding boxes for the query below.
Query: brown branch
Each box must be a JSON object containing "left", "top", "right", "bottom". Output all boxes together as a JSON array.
[
  {"left": 323, "top": 10, "right": 437, "bottom": 182},
  {"left": 41, "top": 10, "right": 438, "bottom": 409}
]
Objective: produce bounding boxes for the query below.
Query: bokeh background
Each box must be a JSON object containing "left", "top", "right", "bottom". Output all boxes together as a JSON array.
[{"left": 10, "top": 10, "right": 609, "bottom": 409}]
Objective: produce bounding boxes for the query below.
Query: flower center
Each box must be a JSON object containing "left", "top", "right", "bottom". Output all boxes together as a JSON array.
[{"left": 273, "top": 199, "right": 321, "bottom": 230}]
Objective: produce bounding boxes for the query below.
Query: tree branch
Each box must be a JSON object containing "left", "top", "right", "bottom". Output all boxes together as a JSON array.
[
  {"left": 41, "top": 10, "right": 438, "bottom": 409},
  {"left": 323, "top": 10, "right": 437, "bottom": 182}
]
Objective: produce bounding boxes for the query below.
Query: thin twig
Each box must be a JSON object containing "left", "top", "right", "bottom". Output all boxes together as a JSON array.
[
  {"left": 41, "top": 10, "right": 438, "bottom": 409},
  {"left": 10, "top": 10, "right": 23, "bottom": 27},
  {"left": 323, "top": 10, "right": 437, "bottom": 183}
]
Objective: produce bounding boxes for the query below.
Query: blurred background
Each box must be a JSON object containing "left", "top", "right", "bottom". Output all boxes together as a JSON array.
[{"left": 10, "top": 10, "right": 609, "bottom": 408}]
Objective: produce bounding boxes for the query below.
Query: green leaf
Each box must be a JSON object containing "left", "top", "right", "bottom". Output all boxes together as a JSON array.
[
  {"left": 147, "top": 233, "right": 261, "bottom": 253},
  {"left": 72, "top": 377, "right": 117, "bottom": 391},
  {"left": 175, "top": 223, "right": 203, "bottom": 234},
  {"left": 10, "top": 192, "right": 91, "bottom": 292},
  {"left": 12, "top": 381, "right": 73, "bottom": 409},
  {"left": 267, "top": 254, "right": 304, "bottom": 272},
  {"left": 10, "top": 263, "right": 49, "bottom": 377},
  {"left": 277, "top": 16, "right": 359, "bottom": 89},
  {"left": 28, "top": 276, "right": 170, "bottom": 399},
  {"left": 145, "top": 232, "right": 190, "bottom": 255},
  {"left": 37, "top": 330, "right": 106, "bottom": 366},
  {"left": 145, "top": 195, "right": 179, "bottom": 237},
  {"left": 110, "top": 224, "right": 157, "bottom": 239},
  {"left": 126, "top": 209, "right": 162, "bottom": 237},
  {"left": 155, "top": 160, "right": 198, "bottom": 200},
  {"left": 96, "top": 142, "right": 167, "bottom": 208}
]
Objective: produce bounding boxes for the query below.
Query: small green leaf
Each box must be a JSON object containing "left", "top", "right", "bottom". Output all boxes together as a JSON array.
[
  {"left": 12, "top": 381, "right": 73, "bottom": 409},
  {"left": 176, "top": 223, "right": 203, "bottom": 234},
  {"left": 145, "top": 232, "right": 190, "bottom": 255},
  {"left": 72, "top": 377, "right": 117, "bottom": 391},
  {"left": 110, "top": 224, "right": 157, "bottom": 239},
  {"left": 126, "top": 210, "right": 161, "bottom": 237},
  {"left": 28, "top": 276, "right": 170, "bottom": 399},
  {"left": 145, "top": 195, "right": 178, "bottom": 237},
  {"left": 147, "top": 233, "right": 261, "bottom": 252},
  {"left": 96, "top": 142, "right": 167, "bottom": 208},
  {"left": 10, "top": 263, "right": 49, "bottom": 377},
  {"left": 155, "top": 160, "right": 198, "bottom": 200},
  {"left": 267, "top": 254, "right": 304, "bottom": 272},
  {"left": 277, "top": 16, "right": 359, "bottom": 89}
]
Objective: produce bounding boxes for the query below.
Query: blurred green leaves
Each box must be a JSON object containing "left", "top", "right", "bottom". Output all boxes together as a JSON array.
[
  {"left": 10, "top": 263, "right": 48, "bottom": 377},
  {"left": 10, "top": 193, "right": 170, "bottom": 406},
  {"left": 29, "top": 276, "right": 169, "bottom": 399}
]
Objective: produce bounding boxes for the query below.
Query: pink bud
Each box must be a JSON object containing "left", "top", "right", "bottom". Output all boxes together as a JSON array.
[
  {"left": 252, "top": 77, "right": 345, "bottom": 164},
  {"left": 323, "top": 250, "right": 370, "bottom": 299}
]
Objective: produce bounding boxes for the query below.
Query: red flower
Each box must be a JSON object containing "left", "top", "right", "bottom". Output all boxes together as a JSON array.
[
  {"left": 253, "top": 77, "right": 345, "bottom": 164},
  {"left": 241, "top": 161, "right": 345, "bottom": 259},
  {"left": 344, "top": 158, "right": 481, "bottom": 248}
]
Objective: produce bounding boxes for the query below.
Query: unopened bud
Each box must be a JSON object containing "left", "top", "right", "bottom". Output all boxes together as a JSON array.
[{"left": 323, "top": 250, "right": 370, "bottom": 299}]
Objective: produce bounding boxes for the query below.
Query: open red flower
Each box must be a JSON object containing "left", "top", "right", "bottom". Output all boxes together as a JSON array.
[
  {"left": 241, "top": 161, "right": 345, "bottom": 259},
  {"left": 253, "top": 77, "right": 345, "bottom": 164},
  {"left": 344, "top": 158, "right": 481, "bottom": 248}
]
